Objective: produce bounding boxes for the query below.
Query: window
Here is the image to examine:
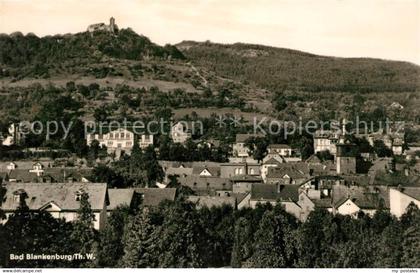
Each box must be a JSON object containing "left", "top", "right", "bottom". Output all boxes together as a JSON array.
[
  {"left": 107, "top": 141, "right": 113, "bottom": 146},
  {"left": 110, "top": 133, "right": 114, "bottom": 138},
  {"left": 120, "top": 133, "right": 125, "bottom": 138},
  {"left": 13, "top": 194, "right": 20, "bottom": 202},
  {"left": 126, "top": 142, "right": 132, "bottom": 147},
  {"left": 75, "top": 190, "right": 83, "bottom": 201}
]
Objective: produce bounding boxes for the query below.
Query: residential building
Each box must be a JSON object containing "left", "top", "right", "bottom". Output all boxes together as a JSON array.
[
  {"left": 86, "top": 128, "right": 154, "bottom": 155},
  {"left": 220, "top": 161, "right": 261, "bottom": 178},
  {"left": 313, "top": 130, "right": 341, "bottom": 155},
  {"left": 331, "top": 184, "right": 389, "bottom": 217},
  {"left": 267, "top": 144, "right": 293, "bottom": 156},
  {"left": 232, "top": 133, "right": 263, "bottom": 157},
  {"left": 249, "top": 183, "right": 303, "bottom": 220},
  {"left": 0, "top": 183, "right": 109, "bottom": 230},
  {"left": 2, "top": 123, "right": 25, "bottom": 146},
  {"left": 171, "top": 122, "right": 192, "bottom": 144}
]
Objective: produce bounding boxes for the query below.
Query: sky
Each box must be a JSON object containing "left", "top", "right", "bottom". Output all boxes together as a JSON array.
[{"left": 0, "top": 0, "right": 419, "bottom": 64}]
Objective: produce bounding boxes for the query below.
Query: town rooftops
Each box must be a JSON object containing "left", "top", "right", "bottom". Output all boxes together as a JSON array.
[
  {"left": 251, "top": 184, "right": 299, "bottom": 202},
  {"left": 1, "top": 182, "right": 108, "bottom": 211},
  {"left": 178, "top": 176, "right": 232, "bottom": 191},
  {"left": 263, "top": 157, "right": 283, "bottom": 165},
  {"left": 134, "top": 188, "right": 177, "bottom": 207},
  {"left": 107, "top": 188, "right": 135, "bottom": 210}
]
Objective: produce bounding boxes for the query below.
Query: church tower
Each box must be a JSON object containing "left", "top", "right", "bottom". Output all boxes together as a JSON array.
[{"left": 336, "top": 119, "right": 357, "bottom": 175}]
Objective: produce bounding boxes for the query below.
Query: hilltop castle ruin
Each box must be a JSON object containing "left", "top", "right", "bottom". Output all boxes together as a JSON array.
[{"left": 87, "top": 17, "right": 118, "bottom": 34}]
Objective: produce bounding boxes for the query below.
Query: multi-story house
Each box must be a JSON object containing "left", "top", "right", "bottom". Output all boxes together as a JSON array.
[
  {"left": 1, "top": 182, "right": 109, "bottom": 230},
  {"left": 86, "top": 128, "right": 154, "bottom": 154},
  {"left": 313, "top": 130, "right": 341, "bottom": 155},
  {"left": 171, "top": 122, "right": 192, "bottom": 144}
]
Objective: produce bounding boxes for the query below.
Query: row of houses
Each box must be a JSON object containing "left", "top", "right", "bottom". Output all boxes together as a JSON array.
[
  {"left": 0, "top": 182, "right": 176, "bottom": 230},
  {"left": 1, "top": 178, "right": 418, "bottom": 230}
]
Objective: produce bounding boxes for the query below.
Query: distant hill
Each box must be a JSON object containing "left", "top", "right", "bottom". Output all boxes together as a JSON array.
[
  {"left": 0, "top": 28, "right": 184, "bottom": 78},
  {"left": 177, "top": 41, "right": 420, "bottom": 93}
]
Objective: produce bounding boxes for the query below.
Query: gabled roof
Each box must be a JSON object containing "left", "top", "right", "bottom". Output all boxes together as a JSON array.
[
  {"left": 332, "top": 185, "right": 389, "bottom": 209},
  {"left": 1, "top": 182, "right": 108, "bottom": 211},
  {"left": 107, "top": 188, "right": 135, "bottom": 210},
  {"left": 264, "top": 157, "right": 282, "bottom": 165},
  {"left": 192, "top": 166, "right": 221, "bottom": 176},
  {"left": 134, "top": 188, "right": 176, "bottom": 207},
  {"left": 251, "top": 184, "right": 299, "bottom": 202}
]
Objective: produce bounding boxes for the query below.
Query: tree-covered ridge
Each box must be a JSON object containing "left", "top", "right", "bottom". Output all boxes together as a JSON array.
[
  {"left": 178, "top": 41, "right": 420, "bottom": 93},
  {"left": 0, "top": 28, "right": 184, "bottom": 77}
]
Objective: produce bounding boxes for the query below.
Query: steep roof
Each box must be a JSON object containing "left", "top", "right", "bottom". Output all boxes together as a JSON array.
[
  {"left": 165, "top": 167, "right": 194, "bottom": 177},
  {"left": 134, "top": 188, "right": 176, "bottom": 207},
  {"left": 263, "top": 157, "right": 283, "bottom": 165},
  {"left": 1, "top": 182, "right": 108, "bottom": 211},
  {"left": 107, "top": 188, "right": 135, "bottom": 210},
  {"left": 178, "top": 176, "right": 232, "bottom": 191},
  {"left": 397, "top": 187, "right": 420, "bottom": 201},
  {"left": 251, "top": 184, "right": 299, "bottom": 202},
  {"left": 332, "top": 185, "right": 389, "bottom": 209},
  {"left": 312, "top": 198, "right": 333, "bottom": 208},
  {"left": 192, "top": 166, "right": 221, "bottom": 176},
  {"left": 187, "top": 195, "right": 236, "bottom": 208}
]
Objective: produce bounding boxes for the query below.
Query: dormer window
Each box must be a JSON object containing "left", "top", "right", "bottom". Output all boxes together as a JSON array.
[
  {"left": 32, "top": 163, "right": 43, "bottom": 171},
  {"left": 75, "top": 189, "right": 84, "bottom": 201},
  {"left": 13, "top": 189, "right": 26, "bottom": 203}
]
